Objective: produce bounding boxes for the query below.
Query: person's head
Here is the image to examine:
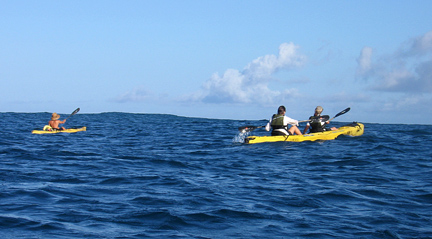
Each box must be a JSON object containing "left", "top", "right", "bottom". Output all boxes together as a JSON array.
[
  {"left": 314, "top": 106, "right": 323, "bottom": 116},
  {"left": 277, "top": 106, "right": 286, "bottom": 115},
  {"left": 51, "top": 113, "right": 60, "bottom": 120}
]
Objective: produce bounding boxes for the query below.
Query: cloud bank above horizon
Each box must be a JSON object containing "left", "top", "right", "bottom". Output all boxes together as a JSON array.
[
  {"left": 354, "top": 31, "right": 432, "bottom": 115},
  {"left": 114, "top": 42, "right": 307, "bottom": 106},
  {"left": 113, "top": 31, "right": 432, "bottom": 122},
  {"left": 184, "top": 42, "right": 306, "bottom": 105},
  {"left": 357, "top": 31, "right": 432, "bottom": 93}
]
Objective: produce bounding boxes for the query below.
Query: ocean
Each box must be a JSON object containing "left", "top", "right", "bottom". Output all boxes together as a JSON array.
[{"left": 1, "top": 112, "right": 431, "bottom": 238}]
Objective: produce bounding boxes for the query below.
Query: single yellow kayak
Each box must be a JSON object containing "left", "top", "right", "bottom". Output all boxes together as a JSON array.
[
  {"left": 32, "top": 127, "right": 87, "bottom": 134},
  {"left": 245, "top": 122, "right": 364, "bottom": 144}
]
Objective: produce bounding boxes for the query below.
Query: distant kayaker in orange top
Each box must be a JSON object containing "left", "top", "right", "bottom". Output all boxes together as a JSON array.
[{"left": 49, "top": 113, "right": 66, "bottom": 130}]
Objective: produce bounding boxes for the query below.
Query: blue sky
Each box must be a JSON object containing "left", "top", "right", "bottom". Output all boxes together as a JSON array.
[{"left": 1, "top": 1, "right": 432, "bottom": 124}]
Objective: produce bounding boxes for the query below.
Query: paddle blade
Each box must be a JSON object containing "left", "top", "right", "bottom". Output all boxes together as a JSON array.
[
  {"left": 334, "top": 107, "right": 350, "bottom": 118},
  {"left": 238, "top": 125, "right": 261, "bottom": 133},
  {"left": 71, "top": 108, "right": 80, "bottom": 116},
  {"left": 65, "top": 108, "right": 80, "bottom": 120}
]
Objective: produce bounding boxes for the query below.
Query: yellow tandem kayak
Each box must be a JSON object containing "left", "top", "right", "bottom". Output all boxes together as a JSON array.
[
  {"left": 245, "top": 122, "right": 364, "bottom": 144},
  {"left": 32, "top": 127, "right": 87, "bottom": 134}
]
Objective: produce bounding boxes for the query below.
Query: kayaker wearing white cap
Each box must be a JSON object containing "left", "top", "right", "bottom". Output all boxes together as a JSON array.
[{"left": 303, "top": 106, "right": 337, "bottom": 134}]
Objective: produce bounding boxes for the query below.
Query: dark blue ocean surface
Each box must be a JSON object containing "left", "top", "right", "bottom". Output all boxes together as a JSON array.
[{"left": 1, "top": 112, "right": 431, "bottom": 238}]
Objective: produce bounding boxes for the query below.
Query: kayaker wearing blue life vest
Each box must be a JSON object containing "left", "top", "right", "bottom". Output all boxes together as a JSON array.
[
  {"left": 303, "top": 106, "right": 337, "bottom": 134},
  {"left": 265, "top": 105, "right": 302, "bottom": 136}
]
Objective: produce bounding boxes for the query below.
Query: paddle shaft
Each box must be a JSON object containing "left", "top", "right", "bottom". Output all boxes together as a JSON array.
[
  {"left": 239, "top": 116, "right": 327, "bottom": 132},
  {"left": 238, "top": 110, "right": 347, "bottom": 133},
  {"left": 293, "top": 115, "right": 330, "bottom": 124}
]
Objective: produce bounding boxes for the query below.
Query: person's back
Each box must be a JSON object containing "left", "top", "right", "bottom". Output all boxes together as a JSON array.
[
  {"left": 266, "top": 105, "right": 302, "bottom": 136},
  {"left": 49, "top": 119, "right": 61, "bottom": 129},
  {"left": 303, "top": 106, "right": 336, "bottom": 134},
  {"left": 49, "top": 113, "right": 66, "bottom": 130},
  {"left": 308, "top": 115, "right": 326, "bottom": 133},
  {"left": 270, "top": 113, "right": 286, "bottom": 134}
]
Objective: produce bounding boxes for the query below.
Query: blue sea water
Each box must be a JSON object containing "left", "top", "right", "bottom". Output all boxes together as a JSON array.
[{"left": 1, "top": 112, "right": 431, "bottom": 239}]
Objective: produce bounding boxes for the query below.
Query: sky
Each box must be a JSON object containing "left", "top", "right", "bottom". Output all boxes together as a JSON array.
[{"left": 1, "top": 1, "right": 432, "bottom": 124}]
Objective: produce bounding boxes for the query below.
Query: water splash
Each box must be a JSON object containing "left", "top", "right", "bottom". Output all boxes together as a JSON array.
[{"left": 232, "top": 131, "right": 250, "bottom": 143}]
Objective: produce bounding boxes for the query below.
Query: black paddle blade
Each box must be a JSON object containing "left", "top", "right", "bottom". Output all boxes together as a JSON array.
[
  {"left": 71, "top": 108, "right": 80, "bottom": 115},
  {"left": 238, "top": 125, "right": 261, "bottom": 132},
  {"left": 334, "top": 107, "right": 350, "bottom": 118},
  {"left": 65, "top": 108, "right": 80, "bottom": 120}
]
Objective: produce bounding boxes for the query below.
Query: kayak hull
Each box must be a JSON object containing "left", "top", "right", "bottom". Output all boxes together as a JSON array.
[
  {"left": 32, "top": 127, "right": 87, "bottom": 134},
  {"left": 245, "top": 122, "right": 364, "bottom": 144}
]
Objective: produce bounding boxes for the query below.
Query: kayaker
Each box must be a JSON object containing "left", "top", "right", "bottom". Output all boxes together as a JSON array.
[
  {"left": 303, "top": 106, "right": 337, "bottom": 134},
  {"left": 49, "top": 113, "right": 66, "bottom": 131},
  {"left": 265, "top": 105, "right": 302, "bottom": 136}
]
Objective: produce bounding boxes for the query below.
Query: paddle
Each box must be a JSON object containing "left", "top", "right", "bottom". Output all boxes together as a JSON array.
[
  {"left": 238, "top": 108, "right": 350, "bottom": 133},
  {"left": 328, "top": 107, "right": 350, "bottom": 122},
  {"left": 64, "top": 108, "right": 80, "bottom": 120},
  {"left": 238, "top": 115, "right": 330, "bottom": 133},
  {"left": 301, "top": 115, "right": 330, "bottom": 124},
  {"left": 238, "top": 125, "right": 265, "bottom": 132}
]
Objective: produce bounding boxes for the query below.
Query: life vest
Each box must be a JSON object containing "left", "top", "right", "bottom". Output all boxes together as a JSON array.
[
  {"left": 271, "top": 114, "right": 286, "bottom": 130},
  {"left": 43, "top": 125, "right": 53, "bottom": 131},
  {"left": 309, "top": 116, "right": 325, "bottom": 133}
]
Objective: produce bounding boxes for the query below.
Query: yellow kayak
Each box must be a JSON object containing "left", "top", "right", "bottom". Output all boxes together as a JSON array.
[
  {"left": 245, "top": 122, "right": 364, "bottom": 144},
  {"left": 32, "top": 127, "right": 87, "bottom": 134}
]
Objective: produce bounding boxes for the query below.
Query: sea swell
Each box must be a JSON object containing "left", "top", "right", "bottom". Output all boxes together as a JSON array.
[{"left": 0, "top": 112, "right": 431, "bottom": 238}]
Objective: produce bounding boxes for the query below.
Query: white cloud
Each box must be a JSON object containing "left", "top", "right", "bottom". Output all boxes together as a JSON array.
[
  {"left": 186, "top": 42, "right": 307, "bottom": 104},
  {"left": 113, "top": 86, "right": 153, "bottom": 103},
  {"left": 356, "top": 46, "right": 373, "bottom": 75},
  {"left": 357, "top": 31, "right": 432, "bottom": 93},
  {"left": 399, "top": 30, "right": 432, "bottom": 57}
]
